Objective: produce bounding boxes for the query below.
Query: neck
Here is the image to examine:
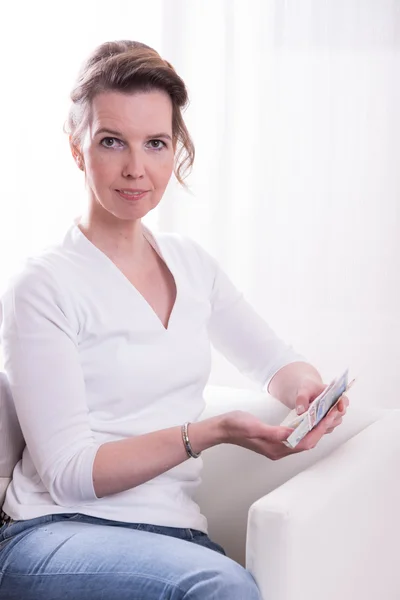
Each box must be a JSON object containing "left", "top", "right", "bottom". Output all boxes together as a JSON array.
[{"left": 77, "top": 205, "right": 149, "bottom": 265}]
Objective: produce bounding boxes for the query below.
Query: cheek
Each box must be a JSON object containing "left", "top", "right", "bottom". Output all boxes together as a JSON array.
[
  {"left": 87, "top": 151, "right": 115, "bottom": 183},
  {"left": 151, "top": 153, "right": 174, "bottom": 187}
]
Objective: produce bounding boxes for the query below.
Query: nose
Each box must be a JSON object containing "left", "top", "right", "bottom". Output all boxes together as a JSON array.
[{"left": 122, "top": 150, "right": 145, "bottom": 179}]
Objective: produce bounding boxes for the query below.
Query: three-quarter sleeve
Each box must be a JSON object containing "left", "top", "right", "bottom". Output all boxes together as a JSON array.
[
  {"left": 189, "top": 239, "right": 305, "bottom": 389},
  {"left": 1, "top": 261, "right": 100, "bottom": 506}
]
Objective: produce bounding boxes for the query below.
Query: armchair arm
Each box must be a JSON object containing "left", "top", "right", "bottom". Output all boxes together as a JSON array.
[
  {"left": 247, "top": 412, "right": 400, "bottom": 600},
  {"left": 198, "top": 385, "right": 388, "bottom": 566}
]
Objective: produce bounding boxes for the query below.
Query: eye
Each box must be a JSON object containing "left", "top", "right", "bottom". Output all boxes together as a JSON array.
[
  {"left": 147, "top": 139, "right": 166, "bottom": 151},
  {"left": 100, "top": 137, "right": 124, "bottom": 149}
]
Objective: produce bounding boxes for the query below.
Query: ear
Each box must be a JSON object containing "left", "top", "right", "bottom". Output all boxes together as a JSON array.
[{"left": 69, "top": 136, "right": 85, "bottom": 171}]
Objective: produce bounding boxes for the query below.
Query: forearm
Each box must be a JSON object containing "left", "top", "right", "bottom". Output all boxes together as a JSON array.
[
  {"left": 267, "top": 361, "right": 323, "bottom": 409},
  {"left": 93, "top": 415, "right": 225, "bottom": 498}
]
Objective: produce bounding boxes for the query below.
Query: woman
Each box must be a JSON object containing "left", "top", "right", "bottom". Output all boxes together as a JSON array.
[{"left": 0, "top": 41, "right": 348, "bottom": 599}]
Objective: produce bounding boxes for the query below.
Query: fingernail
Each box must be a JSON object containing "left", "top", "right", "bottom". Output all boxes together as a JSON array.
[{"left": 297, "top": 404, "right": 305, "bottom": 415}]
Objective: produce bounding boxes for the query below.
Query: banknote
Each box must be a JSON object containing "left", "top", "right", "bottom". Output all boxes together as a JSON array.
[
  {"left": 315, "top": 370, "right": 348, "bottom": 426},
  {"left": 282, "top": 370, "right": 352, "bottom": 449},
  {"left": 280, "top": 379, "right": 336, "bottom": 430}
]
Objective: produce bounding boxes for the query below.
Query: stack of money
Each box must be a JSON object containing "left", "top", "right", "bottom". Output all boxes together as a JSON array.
[{"left": 281, "top": 370, "right": 353, "bottom": 449}]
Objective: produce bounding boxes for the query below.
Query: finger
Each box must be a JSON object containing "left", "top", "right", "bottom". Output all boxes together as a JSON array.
[
  {"left": 295, "top": 380, "right": 327, "bottom": 416},
  {"left": 326, "top": 417, "right": 343, "bottom": 433},
  {"left": 328, "top": 410, "right": 344, "bottom": 427},
  {"left": 320, "top": 408, "right": 339, "bottom": 429},
  {"left": 295, "top": 391, "right": 309, "bottom": 415},
  {"left": 309, "top": 409, "right": 339, "bottom": 442},
  {"left": 337, "top": 394, "right": 350, "bottom": 412},
  {"left": 293, "top": 395, "right": 348, "bottom": 451},
  {"left": 335, "top": 403, "right": 347, "bottom": 418},
  {"left": 295, "top": 432, "right": 320, "bottom": 451},
  {"left": 259, "top": 425, "right": 294, "bottom": 443},
  {"left": 295, "top": 422, "right": 325, "bottom": 451},
  {"left": 342, "top": 394, "right": 350, "bottom": 409},
  {"left": 275, "top": 426, "right": 295, "bottom": 442},
  {"left": 328, "top": 396, "right": 348, "bottom": 420}
]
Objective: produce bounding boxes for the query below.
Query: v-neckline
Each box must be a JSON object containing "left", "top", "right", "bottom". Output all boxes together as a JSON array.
[{"left": 72, "top": 223, "right": 178, "bottom": 332}]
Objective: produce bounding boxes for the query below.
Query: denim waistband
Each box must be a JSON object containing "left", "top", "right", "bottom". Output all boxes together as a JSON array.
[{"left": 0, "top": 512, "right": 208, "bottom": 542}]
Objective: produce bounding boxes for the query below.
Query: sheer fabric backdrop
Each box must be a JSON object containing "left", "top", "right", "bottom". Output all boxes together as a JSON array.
[{"left": 1, "top": 1, "right": 399, "bottom": 407}]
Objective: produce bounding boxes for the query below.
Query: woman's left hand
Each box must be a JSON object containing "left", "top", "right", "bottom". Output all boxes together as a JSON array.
[
  {"left": 292, "top": 378, "right": 349, "bottom": 449},
  {"left": 292, "top": 393, "right": 349, "bottom": 454},
  {"left": 323, "top": 395, "right": 349, "bottom": 433}
]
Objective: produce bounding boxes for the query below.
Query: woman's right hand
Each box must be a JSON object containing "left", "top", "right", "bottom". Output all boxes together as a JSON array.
[
  {"left": 219, "top": 410, "right": 294, "bottom": 460},
  {"left": 219, "top": 406, "right": 346, "bottom": 460}
]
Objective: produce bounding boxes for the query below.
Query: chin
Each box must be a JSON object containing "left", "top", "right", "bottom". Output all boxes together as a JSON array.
[
  {"left": 111, "top": 202, "right": 158, "bottom": 222},
  {"left": 91, "top": 190, "right": 160, "bottom": 222}
]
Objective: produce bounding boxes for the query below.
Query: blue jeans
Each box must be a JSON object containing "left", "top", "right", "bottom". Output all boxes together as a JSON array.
[{"left": 0, "top": 513, "right": 261, "bottom": 599}]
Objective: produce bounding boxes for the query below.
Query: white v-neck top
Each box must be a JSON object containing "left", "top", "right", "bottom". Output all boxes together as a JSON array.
[{"left": 0, "top": 224, "right": 302, "bottom": 531}]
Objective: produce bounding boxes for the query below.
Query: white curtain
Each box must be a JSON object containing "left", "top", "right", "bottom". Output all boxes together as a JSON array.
[
  {"left": 160, "top": 0, "right": 400, "bottom": 409},
  {"left": 2, "top": 1, "right": 399, "bottom": 408}
]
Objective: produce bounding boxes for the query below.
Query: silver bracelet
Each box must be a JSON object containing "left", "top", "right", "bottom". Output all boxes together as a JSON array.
[{"left": 181, "top": 422, "right": 201, "bottom": 459}]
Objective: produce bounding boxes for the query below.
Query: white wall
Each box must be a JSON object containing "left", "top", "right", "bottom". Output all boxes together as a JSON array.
[{"left": 0, "top": 0, "right": 165, "bottom": 293}]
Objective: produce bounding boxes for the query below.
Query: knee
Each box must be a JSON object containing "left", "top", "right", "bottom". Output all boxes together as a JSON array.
[
  {"left": 215, "top": 564, "right": 261, "bottom": 599},
  {"left": 185, "top": 560, "right": 261, "bottom": 600}
]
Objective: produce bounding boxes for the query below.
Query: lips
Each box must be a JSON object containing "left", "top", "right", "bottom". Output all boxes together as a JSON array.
[{"left": 116, "top": 189, "right": 149, "bottom": 201}]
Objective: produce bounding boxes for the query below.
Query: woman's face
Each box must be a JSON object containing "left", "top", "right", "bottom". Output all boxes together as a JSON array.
[{"left": 75, "top": 90, "right": 175, "bottom": 222}]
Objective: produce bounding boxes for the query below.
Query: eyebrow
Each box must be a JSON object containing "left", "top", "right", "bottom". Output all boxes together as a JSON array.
[{"left": 94, "top": 127, "right": 172, "bottom": 141}]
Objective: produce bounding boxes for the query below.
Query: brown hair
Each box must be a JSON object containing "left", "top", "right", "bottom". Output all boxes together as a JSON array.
[{"left": 65, "top": 40, "right": 195, "bottom": 184}]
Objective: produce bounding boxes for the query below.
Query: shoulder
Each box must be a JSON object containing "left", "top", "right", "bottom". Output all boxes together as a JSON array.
[
  {"left": 154, "top": 231, "right": 244, "bottom": 312},
  {"left": 1, "top": 235, "right": 82, "bottom": 340},
  {"left": 153, "top": 231, "right": 220, "bottom": 297},
  {"left": 2, "top": 228, "right": 80, "bottom": 305},
  {"left": 154, "top": 231, "right": 218, "bottom": 276}
]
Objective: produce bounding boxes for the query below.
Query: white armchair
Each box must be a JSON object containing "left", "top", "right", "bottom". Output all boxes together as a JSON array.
[
  {"left": 198, "top": 386, "right": 400, "bottom": 600},
  {"left": 2, "top": 377, "right": 400, "bottom": 600}
]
